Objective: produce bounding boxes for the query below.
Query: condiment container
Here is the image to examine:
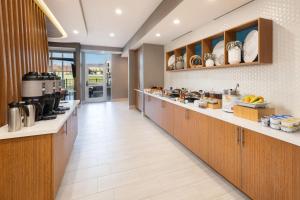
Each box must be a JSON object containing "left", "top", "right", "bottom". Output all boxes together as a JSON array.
[
  {"left": 270, "top": 115, "right": 292, "bottom": 125},
  {"left": 280, "top": 126, "right": 299, "bottom": 133},
  {"left": 261, "top": 116, "right": 270, "bottom": 127}
]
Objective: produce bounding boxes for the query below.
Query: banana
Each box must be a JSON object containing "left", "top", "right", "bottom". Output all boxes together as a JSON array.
[
  {"left": 250, "top": 96, "right": 260, "bottom": 103},
  {"left": 243, "top": 95, "right": 265, "bottom": 104}
]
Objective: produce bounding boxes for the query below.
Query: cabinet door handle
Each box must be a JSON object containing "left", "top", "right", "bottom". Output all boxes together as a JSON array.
[
  {"left": 236, "top": 127, "right": 240, "bottom": 144},
  {"left": 241, "top": 128, "right": 245, "bottom": 146}
]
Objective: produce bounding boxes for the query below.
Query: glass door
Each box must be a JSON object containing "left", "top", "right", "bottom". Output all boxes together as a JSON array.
[{"left": 83, "top": 52, "right": 111, "bottom": 102}]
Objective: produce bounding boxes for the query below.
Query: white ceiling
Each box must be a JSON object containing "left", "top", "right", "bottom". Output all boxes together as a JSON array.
[
  {"left": 45, "top": 0, "right": 163, "bottom": 47},
  {"left": 132, "top": 0, "right": 253, "bottom": 49}
]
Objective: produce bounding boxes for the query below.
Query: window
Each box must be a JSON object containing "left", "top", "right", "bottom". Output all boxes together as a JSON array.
[{"left": 48, "top": 51, "right": 75, "bottom": 97}]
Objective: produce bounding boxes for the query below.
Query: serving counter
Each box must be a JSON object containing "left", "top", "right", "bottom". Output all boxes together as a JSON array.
[
  {"left": 143, "top": 92, "right": 300, "bottom": 200},
  {"left": 0, "top": 100, "right": 80, "bottom": 200}
]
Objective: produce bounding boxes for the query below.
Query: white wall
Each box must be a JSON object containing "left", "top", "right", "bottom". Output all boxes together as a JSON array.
[{"left": 164, "top": 0, "right": 300, "bottom": 116}]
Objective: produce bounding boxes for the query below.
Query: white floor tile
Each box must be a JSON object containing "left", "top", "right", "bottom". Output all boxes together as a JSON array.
[{"left": 56, "top": 101, "right": 249, "bottom": 200}]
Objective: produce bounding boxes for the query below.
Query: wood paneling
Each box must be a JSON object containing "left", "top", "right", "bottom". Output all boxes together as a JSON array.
[
  {"left": 241, "top": 128, "right": 299, "bottom": 200},
  {"left": 145, "top": 95, "right": 300, "bottom": 200},
  {"left": 0, "top": 135, "right": 53, "bottom": 200},
  {"left": 241, "top": 129, "right": 272, "bottom": 200},
  {"left": 160, "top": 100, "right": 174, "bottom": 135},
  {"left": 188, "top": 112, "right": 209, "bottom": 163},
  {"left": 293, "top": 146, "right": 300, "bottom": 200},
  {"left": 173, "top": 106, "right": 189, "bottom": 146},
  {"left": 208, "top": 119, "right": 241, "bottom": 188},
  {"left": 53, "top": 125, "right": 67, "bottom": 196},
  {"left": 0, "top": 109, "right": 78, "bottom": 200},
  {"left": 0, "top": 0, "right": 48, "bottom": 126}
]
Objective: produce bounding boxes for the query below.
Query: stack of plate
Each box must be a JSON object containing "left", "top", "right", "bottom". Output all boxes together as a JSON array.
[
  {"left": 212, "top": 40, "right": 224, "bottom": 66},
  {"left": 243, "top": 30, "right": 259, "bottom": 63},
  {"left": 167, "top": 55, "right": 175, "bottom": 70}
]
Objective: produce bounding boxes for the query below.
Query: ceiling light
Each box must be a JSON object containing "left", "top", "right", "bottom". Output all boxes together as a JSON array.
[
  {"left": 73, "top": 30, "right": 79, "bottom": 34},
  {"left": 173, "top": 19, "right": 180, "bottom": 25},
  {"left": 115, "top": 8, "right": 122, "bottom": 15},
  {"left": 109, "top": 33, "right": 115, "bottom": 37},
  {"left": 155, "top": 33, "right": 161, "bottom": 37},
  {"left": 34, "top": 0, "right": 67, "bottom": 38}
]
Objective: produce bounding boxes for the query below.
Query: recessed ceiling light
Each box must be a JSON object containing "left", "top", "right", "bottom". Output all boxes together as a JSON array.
[
  {"left": 115, "top": 8, "right": 122, "bottom": 15},
  {"left": 109, "top": 33, "right": 115, "bottom": 37},
  {"left": 155, "top": 33, "right": 161, "bottom": 37},
  {"left": 173, "top": 19, "right": 180, "bottom": 25},
  {"left": 73, "top": 30, "right": 79, "bottom": 34}
]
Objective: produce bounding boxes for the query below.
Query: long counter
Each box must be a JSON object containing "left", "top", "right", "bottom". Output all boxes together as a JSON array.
[
  {"left": 144, "top": 91, "right": 300, "bottom": 147},
  {"left": 0, "top": 100, "right": 80, "bottom": 140}
]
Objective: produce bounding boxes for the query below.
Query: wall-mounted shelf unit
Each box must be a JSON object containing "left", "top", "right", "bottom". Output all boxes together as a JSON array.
[
  {"left": 166, "top": 18, "right": 272, "bottom": 72},
  {"left": 186, "top": 40, "right": 203, "bottom": 69}
]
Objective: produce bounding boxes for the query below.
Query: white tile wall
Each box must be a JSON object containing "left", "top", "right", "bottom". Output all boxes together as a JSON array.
[{"left": 164, "top": 0, "right": 300, "bottom": 116}]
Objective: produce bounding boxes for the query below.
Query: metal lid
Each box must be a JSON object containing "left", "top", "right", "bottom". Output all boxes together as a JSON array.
[
  {"left": 22, "top": 72, "right": 42, "bottom": 81},
  {"left": 8, "top": 101, "right": 19, "bottom": 108}
]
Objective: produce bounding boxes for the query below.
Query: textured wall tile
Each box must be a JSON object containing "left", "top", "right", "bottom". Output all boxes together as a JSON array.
[{"left": 165, "top": 0, "right": 300, "bottom": 116}]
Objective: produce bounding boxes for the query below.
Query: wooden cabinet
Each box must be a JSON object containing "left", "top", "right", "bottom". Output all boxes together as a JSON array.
[
  {"left": 144, "top": 94, "right": 300, "bottom": 199},
  {"left": 173, "top": 106, "right": 189, "bottom": 146},
  {"left": 0, "top": 108, "right": 79, "bottom": 200},
  {"left": 240, "top": 129, "right": 272, "bottom": 199},
  {"left": 240, "top": 128, "right": 298, "bottom": 200},
  {"left": 53, "top": 124, "right": 67, "bottom": 196},
  {"left": 208, "top": 119, "right": 241, "bottom": 188},
  {"left": 53, "top": 109, "right": 78, "bottom": 196},
  {"left": 135, "top": 90, "right": 143, "bottom": 112},
  {"left": 144, "top": 94, "right": 162, "bottom": 126},
  {"left": 173, "top": 106, "right": 209, "bottom": 162},
  {"left": 144, "top": 94, "right": 154, "bottom": 120},
  {"left": 160, "top": 100, "right": 174, "bottom": 135},
  {"left": 293, "top": 146, "right": 300, "bottom": 200},
  {"left": 0, "top": 135, "right": 53, "bottom": 200},
  {"left": 188, "top": 112, "right": 209, "bottom": 163},
  {"left": 145, "top": 95, "right": 174, "bottom": 135}
]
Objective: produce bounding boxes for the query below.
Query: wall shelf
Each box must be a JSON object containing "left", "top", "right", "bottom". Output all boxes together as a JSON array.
[{"left": 166, "top": 18, "right": 272, "bottom": 72}]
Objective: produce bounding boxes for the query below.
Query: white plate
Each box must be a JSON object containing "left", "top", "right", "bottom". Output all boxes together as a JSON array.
[
  {"left": 212, "top": 40, "right": 224, "bottom": 66},
  {"left": 243, "top": 30, "right": 258, "bottom": 63},
  {"left": 183, "top": 53, "right": 187, "bottom": 67},
  {"left": 168, "top": 55, "right": 175, "bottom": 67}
]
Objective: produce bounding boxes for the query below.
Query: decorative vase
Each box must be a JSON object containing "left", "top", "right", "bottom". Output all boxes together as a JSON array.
[
  {"left": 228, "top": 46, "right": 242, "bottom": 64},
  {"left": 205, "top": 59, "right": 214, "bottom": 67},
  {"left": 175, "top": 61, "right": 184, "bottom": 69}
]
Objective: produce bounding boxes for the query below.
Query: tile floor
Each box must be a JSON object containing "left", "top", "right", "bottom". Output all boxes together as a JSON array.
[{"left": 56, "top": 101, "right": 249, "bottom": 200}]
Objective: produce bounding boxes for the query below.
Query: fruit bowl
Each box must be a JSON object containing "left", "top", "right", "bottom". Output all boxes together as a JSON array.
[
  {"left": 237, "top": 101, "right": 268, "bottom": 108},
  {"left": 238, "top": 95, "right": 268, "bottom": 108}
]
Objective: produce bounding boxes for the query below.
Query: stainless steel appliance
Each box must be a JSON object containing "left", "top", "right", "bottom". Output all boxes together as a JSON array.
[
  {"left": 22, "top": 72, "right": 45, "bottom": 98},
  {"left": 23, "top": 100, "right": 36, "bottom": 127},
  {"left": 222, "top": 84, "right": 240, "bottom": 113},
  {"left": 8, "top": 102, "right": 22, "bottom": 132},
  {"left": 22, "top": 72, "right": 57, "bottom": 121}
]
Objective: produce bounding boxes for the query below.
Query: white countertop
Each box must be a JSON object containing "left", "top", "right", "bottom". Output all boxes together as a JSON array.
[
  {"left": 0, "top": 100, "right": 80, "bottom": 140},
  {"left": 134, "top": 89, "right": 143, "bottom": 93},
  {"left": 144, "top": 92, "right": 300, "bottom": 147}
]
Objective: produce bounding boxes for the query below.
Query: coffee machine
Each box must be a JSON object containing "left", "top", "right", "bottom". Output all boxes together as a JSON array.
[
  {"left": 53, "top": 74, "right": 70, "bottom": 114},
  {"left": 22, "top": 72, "right": 57, "bottom": 120},
  {"left": 40, "top": 72, "right": 58, "bottom": 119}
]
